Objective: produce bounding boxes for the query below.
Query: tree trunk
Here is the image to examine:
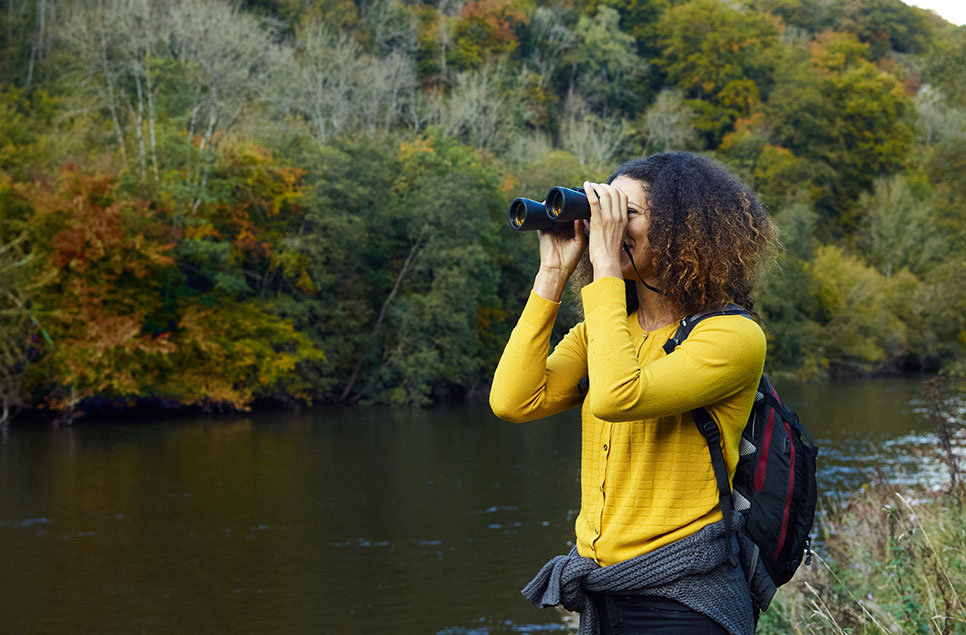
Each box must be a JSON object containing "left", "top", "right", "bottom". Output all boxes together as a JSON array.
[
  {"left": 339, "top": 225, "right": 428, "bottom": 402},
  {"left": 133, "top": 72, "right": 148, "bottom": 180},
  {"left": 102, "top": 58, "right": 128, "bottom": 169},
  {"left": 191, "top": 87, "right": 218, "bottom": 211},
  {"left": 198, "top": 85, "right": 219, "bottom": 154},
  {"left": 185, "top": 102, "right": 201, "bottom": 186},
  {"left": 145, "top": 63, "right": 159, "bottom": 182}
]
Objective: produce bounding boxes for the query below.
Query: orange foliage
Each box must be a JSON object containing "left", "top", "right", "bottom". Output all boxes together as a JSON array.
[{"left": 19, "top": 154, "right": 325, "bottom": 419}]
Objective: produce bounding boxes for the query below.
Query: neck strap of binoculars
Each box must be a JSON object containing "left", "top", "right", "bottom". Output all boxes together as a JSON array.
[{"left": 622, "top": 244, "right": 664, "bottom": 296}]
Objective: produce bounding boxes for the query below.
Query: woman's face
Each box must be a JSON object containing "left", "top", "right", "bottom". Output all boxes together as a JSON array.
[{"left": 609, "top": 175, "right": 653, "bottom": 280}]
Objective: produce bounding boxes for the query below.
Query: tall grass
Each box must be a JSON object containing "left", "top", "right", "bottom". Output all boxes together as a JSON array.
[{"left": 761, "top": 373, "right": 966, "bottom": 634}]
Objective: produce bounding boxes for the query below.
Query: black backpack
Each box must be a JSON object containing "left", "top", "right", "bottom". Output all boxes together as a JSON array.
[{"left": 663, "top": 305, "right": 819, "bottom": 611}]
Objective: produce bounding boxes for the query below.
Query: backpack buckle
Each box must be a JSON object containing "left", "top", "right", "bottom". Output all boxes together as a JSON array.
[{"left": 701, "top": 420, "right": 720, "bottom": 443}]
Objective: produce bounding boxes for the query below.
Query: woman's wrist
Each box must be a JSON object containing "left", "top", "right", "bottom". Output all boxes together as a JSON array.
[
  {"left": 533, "top": 268, "right": 569, "bottom": 302},
  {"left": 590, "top": 249, "right": 622, "bottom": 281}
]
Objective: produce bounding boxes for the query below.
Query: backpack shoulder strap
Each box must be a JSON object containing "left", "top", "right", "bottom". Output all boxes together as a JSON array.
[
  {"left": 693, "top": 404, "right": 739, "bottom": 567},
  {"left": 664, "top": 303, "right": 753, "bottom": 568},
  {"left": 663, "top": 304, "right": 751, "bottom": 355}
]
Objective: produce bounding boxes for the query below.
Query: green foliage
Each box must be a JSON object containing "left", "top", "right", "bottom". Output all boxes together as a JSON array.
[
  {"left": 656, "top": 0, "right": 779, "bottom": 144},
  {"left": 0, "top": 172, "right": 45, "bottom": 420},
  {"left": 757, "top": 200, "right": 823, "bottom": 376},
  {"left": 808, "top": 243, "right": 916, "bottom": 373},
  {"left": 839, "top": 0, "right": 933, "bottom": 58},
  {"left": 760, "top": 484, "right": 966, "bottom": 633},
  {"left": 3, "top": 0, "right": 966, "bottom": 417},
  {"left": 8, "top": 152, "right": 326, "bottom": 419},
  {"left": 749, "top": 0, "right": 839, "bottom": 35},
  {"left": 856, "top": 174, "right": 945, "bottom": 278},
  {"left": 353, "top": 132, "right": 508, "bottom": 406},
  {"left": 570, "top": 6, "right": 644, "bottom": 113},
  {"left": 450, "top": 0, "right": 529, "bottom": 71},
  {"left": 768, "top": 32, "right": 915, "bottom": 230},
  {"left": 717, "top": 113, "right": 812, "bottom": 209}
]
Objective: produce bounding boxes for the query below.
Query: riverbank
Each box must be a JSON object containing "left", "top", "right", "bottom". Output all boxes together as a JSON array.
[
  {"left": 760, "top": 376, "right": 966, "bottom": 633},
  {"left": 759, "top": 482, "right": 966, "bottom": 633}
]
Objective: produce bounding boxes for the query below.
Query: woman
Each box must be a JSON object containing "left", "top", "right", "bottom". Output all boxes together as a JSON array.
[{"left": 490, "top": 152, "right": 778, "bottom": 635}]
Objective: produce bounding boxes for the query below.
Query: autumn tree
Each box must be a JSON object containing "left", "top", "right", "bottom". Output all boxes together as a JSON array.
[
  {"left": 768, "top": 32, "right": 914, "bottom": 230},
  {"left": 656, "top": 0, "right": 779, "bottom": 145}
]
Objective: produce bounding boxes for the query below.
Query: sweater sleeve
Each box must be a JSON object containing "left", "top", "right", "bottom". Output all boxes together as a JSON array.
[
  {"left": 489, "top": 290, "right": 587, "bottom": 423},
  {"left": 582, "top": 277, "right": 765, "bottom": 423}
]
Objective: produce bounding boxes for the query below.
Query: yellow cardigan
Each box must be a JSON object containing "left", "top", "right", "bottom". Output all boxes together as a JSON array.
[{"left": 490, "top": 276, "right": 766, "bottom": 566}]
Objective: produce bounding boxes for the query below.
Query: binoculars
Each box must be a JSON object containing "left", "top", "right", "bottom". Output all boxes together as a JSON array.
[{"left": 508, "top": 186, "right": 591, "bottom": 231}]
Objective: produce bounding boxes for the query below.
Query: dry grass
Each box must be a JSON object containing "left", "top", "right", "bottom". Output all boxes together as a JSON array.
[{"left": 760, "top": 373, "right": 966, "bottom": 634}]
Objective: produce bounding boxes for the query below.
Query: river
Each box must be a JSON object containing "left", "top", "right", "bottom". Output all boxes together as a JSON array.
[{"left": 0, "top": 377, "right": 951, "bottom": 634}]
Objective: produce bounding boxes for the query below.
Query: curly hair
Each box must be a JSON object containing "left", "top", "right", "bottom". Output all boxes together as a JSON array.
[{"left": 574, "top": 152, "right": 778, "bottom": 317}]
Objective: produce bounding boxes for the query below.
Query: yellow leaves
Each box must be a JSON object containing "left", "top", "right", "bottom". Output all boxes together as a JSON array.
[
  {"left": 809, "top": 31, "right": 870, "bottom": 74},
  {"left": 399, "top": 136, "right": 436, "bottom": 162},
  {"left": 50, "top": 305, "right": 179, "bottom": 409},
  {"left": 185, "top": 224, "right": 220, "bottom": 240},
  {"left": 166, "top": 300, "right": 326, "bottom": 412},
  {"left": 296, "top": 268, "right": 315, "bottom": 293},
  {"left": 718, "top": 79, "right": 760, "bottom": 116},
  {"left": 499, "top": 173, "right": 518, "bottom": 193},
  {"left": 809, "top": 244, "right": 876, "bottom": 314},
  {"left": 806, "top": 244, "right": 919, "bottom": 368}
]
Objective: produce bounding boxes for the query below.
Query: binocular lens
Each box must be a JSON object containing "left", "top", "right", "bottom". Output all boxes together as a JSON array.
[
  {"left": 511, "top": 200, "right": 527, "bottom": 229},
  {"left": 547, "top": 190, "right": 564, "bottom": 218},
  {"left": 508, "top": 197, "right": 555, "bottom": 231}
]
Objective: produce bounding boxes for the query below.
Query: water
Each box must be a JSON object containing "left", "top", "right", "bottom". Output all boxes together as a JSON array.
[{"left": 0, "top": 377, "right": 955, "bottom": 634}]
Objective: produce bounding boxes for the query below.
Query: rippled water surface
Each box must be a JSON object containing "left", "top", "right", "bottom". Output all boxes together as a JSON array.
[{"left": 0, "top": 377, "right": 951, "bottom": 634}]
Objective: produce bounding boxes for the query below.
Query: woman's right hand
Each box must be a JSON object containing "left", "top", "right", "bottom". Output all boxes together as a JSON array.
[{"left": 533, "top": 220, "right": 587, "bottom": 302}]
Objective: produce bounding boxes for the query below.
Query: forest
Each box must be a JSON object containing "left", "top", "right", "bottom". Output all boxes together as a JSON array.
[{"left": 1, "top": 0, "right": 965, "bottom": 421}]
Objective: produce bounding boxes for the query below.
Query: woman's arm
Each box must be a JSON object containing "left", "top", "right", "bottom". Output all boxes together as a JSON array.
[
  {"left": 490, "top": 216, "right": 589, "bottom": 422},
  {"left": 488, "top": 289, "right": 587, "bottom": 423},
  {"left": 582, "top": 277, "right": 765, "bottom": 422}
]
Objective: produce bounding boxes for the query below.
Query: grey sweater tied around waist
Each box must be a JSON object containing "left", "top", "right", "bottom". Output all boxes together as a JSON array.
[{"left": 520, "top": 514, "right": 755, "bottom": 635}]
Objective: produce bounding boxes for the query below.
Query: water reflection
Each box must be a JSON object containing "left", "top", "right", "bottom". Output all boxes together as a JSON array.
[{"left": 0, "top": 378, "right": 954, "bottom": 634}]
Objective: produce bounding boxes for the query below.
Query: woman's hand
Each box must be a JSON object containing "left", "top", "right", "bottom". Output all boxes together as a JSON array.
[
  {"left": 533, "top": 219, "right": 587, "bottom": 302},
  {"left": 584, "top": 181, "right": 628, "bottom": 280}
]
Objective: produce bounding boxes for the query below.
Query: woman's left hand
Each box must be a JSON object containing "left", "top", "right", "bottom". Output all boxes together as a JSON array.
[{"left": 584, "top": 181, "right": 627, "bottom": 280}]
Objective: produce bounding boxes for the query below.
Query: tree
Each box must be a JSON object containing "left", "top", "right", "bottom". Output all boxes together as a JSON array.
[
  {"left": 292, "top": 17, "right": 417, "bottom": 143},
  {"left": 768, "top": 32, "right": 914, "bottom": 230},
  {"left": 559, "top": 91, "right": 632, "bottom": 168},
  {"left": 570, "top": 6, "right": 644, "bottom": 114},
  {"left": 656, "top": 0, "right": 779, "bottom": 145},
  {"left": 432, "top": 63, "right": 519, "bottom": 153},
  {"left": 749, "top": 0, "right": 839, "bottom": 35},
  {"left": 807, "top": 243, "right": 915, "bottom": 374},
  {"left": 717, "top": 113, "right": 812, "bottom": 210},
  {"left": 333, "top": 132, "right": 508, "bottom": 405},
  {"left": 522, "top": 5, "right": 576, "bottom": 91},
  {"left": 0, "top": 171, "right": 47, "bottom": 423},
  {"left": 58, "top": 0, "right": 290, "bottom": 196},
  {"left": 449, "top": 0, "right": 528, "bottom": 72},
  {"left": 757, "top": 199, "right": 823, "bottom": 376},
  {"left": 839, "top": 0, "right": 932, "bottom": 58},
  {"left": 856, "top": 175, "right": 944, "bottom": 278},
  {"left": 640, "top": 89, "right": 698, "bottom": 154}
]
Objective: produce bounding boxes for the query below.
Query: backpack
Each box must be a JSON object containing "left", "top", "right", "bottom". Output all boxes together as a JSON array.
[{"left": 663, "top": 305, "right": 819, "bottom": 611}]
